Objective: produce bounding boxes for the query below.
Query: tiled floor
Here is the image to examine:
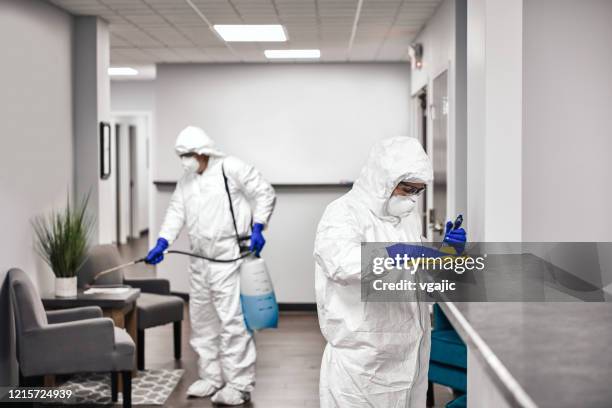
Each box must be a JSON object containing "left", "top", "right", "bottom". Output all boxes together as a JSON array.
[{"left": 117, "top": 236, "right": 455, "bottom": 407}]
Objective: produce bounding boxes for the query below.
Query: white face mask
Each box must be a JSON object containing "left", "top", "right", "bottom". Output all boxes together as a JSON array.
[
  {"left": 181, "top": 156, "right": 199, "bottom": 174},
  {"left": 386, "top": 195, "right": 418, "bottom": 218}
]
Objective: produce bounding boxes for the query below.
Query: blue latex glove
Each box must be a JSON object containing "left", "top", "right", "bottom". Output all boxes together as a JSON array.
[
  {"left": 386, "top": 243, "right": 445, "bottom": 259},
  {"left": 249, "top": 223, "right": 266, "bottom": 256},
  {"left": 443, "top": 221, "right": 467, "bottom": 254},
  {"left": 145, "top": 238, "right": 169, "bottom": 265}
]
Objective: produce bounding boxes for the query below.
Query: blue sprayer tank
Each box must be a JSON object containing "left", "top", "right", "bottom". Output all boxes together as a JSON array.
[{"left": 240, "top": 256, "right": 279, "bottom": 332}]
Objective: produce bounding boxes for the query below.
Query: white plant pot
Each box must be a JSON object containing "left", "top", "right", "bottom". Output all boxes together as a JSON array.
[{"left": 55, "top": 276, "right": 77, "bottom": 298}]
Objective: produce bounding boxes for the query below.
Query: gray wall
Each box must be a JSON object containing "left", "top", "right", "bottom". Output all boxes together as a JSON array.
[
  {"left": 111, "top": 81, "right": 156, "bottom": 112},
  {"left": 522, "top": 0, "right": 612, "bottom": 241},
  {"left": 73, "top": 17, "right": 113, "bottom": 245},
  {"left": 0, "top": 0, "right": 74, "bottom": 385}
]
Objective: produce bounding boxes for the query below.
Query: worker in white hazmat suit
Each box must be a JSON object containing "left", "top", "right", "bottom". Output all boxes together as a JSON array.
[
  {"left": 145, "top": 126, "right": 276, "bottom": 405},
  {"left": 314, "top": 137, "right": 434, "bottom": 407}
]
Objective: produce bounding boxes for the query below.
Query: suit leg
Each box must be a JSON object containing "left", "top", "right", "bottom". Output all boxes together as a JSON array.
[
  {"left": 209, "top": 262, "right": 255, "bottom": 392},
  {"left": 189, "top": 262, "right": 223, "bottom": 385}
]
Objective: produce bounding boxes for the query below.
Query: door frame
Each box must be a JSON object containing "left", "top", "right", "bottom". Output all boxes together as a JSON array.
[
  {"left": 111, "top": 110, "right": 153, "bottom": 243},
  {"left": 412, "top": 86, "right": 430, "bottom": 239},
  {"left": 429, "top": 65, "right": 453, "bottom": 240}
]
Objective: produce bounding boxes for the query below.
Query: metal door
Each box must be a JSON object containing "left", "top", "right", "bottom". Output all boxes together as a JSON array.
[
  {"left": 115, "top": 122, "right": 133, "bottom": 244},
  {"left": 430, "top": 70, "right": 449, "bottom": 239},
  {"left": 114, "top": 124, "right": 122, "bottom": 244},
  {"left": 415, "top": 88, "right": 429, "bottom": 237},
  {"left": 128, "top": 125, "right": 137, "bottom": 238}
]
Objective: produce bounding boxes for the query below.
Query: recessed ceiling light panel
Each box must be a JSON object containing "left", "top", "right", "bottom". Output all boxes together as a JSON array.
[
  {"left": 108, "top": 67, "right": 138, "bottom": 76},
  {"left": 264, "top": 49, "right": 321, "bottom": 59},
  {"left": 214, "top": 25, "right": 287, "bottom": 42}
]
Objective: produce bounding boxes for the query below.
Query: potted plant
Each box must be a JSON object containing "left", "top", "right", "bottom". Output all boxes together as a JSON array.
[{"left": 32, "top": 195, "right": 93, "bottom": 298}]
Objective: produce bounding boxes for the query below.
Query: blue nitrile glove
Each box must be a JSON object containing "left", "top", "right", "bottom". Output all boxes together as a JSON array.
[
  {"left": 443, "top": 221, "right": 467, "bottom": 254},
  {"left": 145, "top": 238, "right": 169, "bottom": 265},
  {"left": 249, "top": 223, "right": 266, "bottom": 256}
]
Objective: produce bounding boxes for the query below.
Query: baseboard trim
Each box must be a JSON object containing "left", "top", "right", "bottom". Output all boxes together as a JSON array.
[
  {"left": 279, "top": 303, "right": 317, "bottom": 312},
  {"left": 170, "top": 292, "right": 316, "bottom": 312}
]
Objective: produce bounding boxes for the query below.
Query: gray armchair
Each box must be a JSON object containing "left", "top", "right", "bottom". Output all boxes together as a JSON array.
[
  {"left": 8, "top": 268, "right": 134, "bottom": 407},
  {"left": 78, "top": 245, "right": 184, "bottom": 370}
]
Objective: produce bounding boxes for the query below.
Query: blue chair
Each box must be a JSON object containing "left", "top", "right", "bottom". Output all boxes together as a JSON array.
[
  {"left": 427, "top": 304, "right": 467, "bottom": 407},
  {"left": 446, "top": 394, "right": 467, "bottom": 408}
]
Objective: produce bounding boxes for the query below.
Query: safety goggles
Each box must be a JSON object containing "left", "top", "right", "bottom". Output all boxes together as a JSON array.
[{"left": 396, "top": 182, "right": 426, "bottom": 196}]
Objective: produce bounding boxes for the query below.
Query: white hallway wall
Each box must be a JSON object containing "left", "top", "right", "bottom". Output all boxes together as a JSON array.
[
  {"left": 154, "top": 184, "right": 350, "bottom": 301},
  {"left": 153, "top": 63, "right": 412, "bottom": 185},
  {"left": 466, "top": 0, "right": 523, "bottom": 242},
  {"left": 113, "top": 63, "right": 413, "bottom": 301},
  {"left": 465, "top": 0, "right": 612, "bottom": 243},
  {"left": 522, "top": 0, "right": 612, "bottom": 242},
  {"left": 155, "top": 63, "right": 411, "bottom": 300},
  {"left": 0, "top": 0, "right": 74, "bottom": 385},
  {"left": 521, "top": 0, "right": 612, "bottom": 291}
]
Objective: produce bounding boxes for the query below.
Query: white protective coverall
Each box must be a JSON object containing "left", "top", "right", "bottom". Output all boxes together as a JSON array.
[
  {"left": 159, "top": 127, "right": 276, "bottom": 392},
  {"left": 314, "top": 137, "right": 434, "bottom": 407}
]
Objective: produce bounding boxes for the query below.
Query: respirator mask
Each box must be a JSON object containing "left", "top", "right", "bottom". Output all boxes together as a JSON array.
[
  {"left": 386, "top": 195, "right": 418, "bottom": 218},
  {"left": 181, "top": 156, "right": 199, "bottom": 174}
]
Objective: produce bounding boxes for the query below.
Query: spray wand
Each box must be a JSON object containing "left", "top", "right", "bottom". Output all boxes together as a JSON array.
[{"left": 87, "top": 249, "right": 252, "bottom": 288}]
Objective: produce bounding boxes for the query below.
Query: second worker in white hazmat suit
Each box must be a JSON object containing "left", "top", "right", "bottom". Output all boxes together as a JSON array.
[
  {"left": 145, "top": 126, "right": 276, "bottom": 405},
  {"left": 314, "top": 137, "right": 434, "bottom": 407}
]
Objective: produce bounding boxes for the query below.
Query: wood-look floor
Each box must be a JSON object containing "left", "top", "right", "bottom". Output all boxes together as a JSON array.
[
  {"left": 144, "top": 310, "right": 324, "bottom": 407},
  {"left": 118, "top": 237, "right": 454, "bottom": 407}
]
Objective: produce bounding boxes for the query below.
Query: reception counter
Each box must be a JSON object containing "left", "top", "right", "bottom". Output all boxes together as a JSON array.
[{"left": 440, "top": 301, "right": 612, "bottom": 407}]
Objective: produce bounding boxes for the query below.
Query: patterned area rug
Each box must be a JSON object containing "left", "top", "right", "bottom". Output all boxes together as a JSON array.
[{"left": 59, "top": 369, "right": 184, "bottom": 406}]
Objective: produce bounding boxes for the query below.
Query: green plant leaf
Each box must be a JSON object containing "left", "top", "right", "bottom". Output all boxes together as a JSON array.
[{"left": 32, "top": 192, "right": 94, "bottom": 278}]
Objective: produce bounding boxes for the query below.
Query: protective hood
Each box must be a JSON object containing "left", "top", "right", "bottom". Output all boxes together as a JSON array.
[
  {"left": 175, "top": 126, "right": 225, "bottom": 157},
  {"left": 351, "top": 137, "right": 433, "bottom": 218}
]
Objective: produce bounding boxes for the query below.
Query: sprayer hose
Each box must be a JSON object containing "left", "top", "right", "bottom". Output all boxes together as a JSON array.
[{"left": 165, "top": 249, "right": 252, "bottom": 263}]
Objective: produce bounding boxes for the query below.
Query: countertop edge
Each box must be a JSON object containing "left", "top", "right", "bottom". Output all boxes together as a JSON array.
[{"left": 438, "top": 302, "right": 538, "bottom": 408}]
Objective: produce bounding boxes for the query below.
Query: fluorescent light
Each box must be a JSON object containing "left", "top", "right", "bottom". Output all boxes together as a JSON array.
[
  {"left": 214, "top": 25, "right": 287, "bottom": 42},
  {"left": 108, "top": 67, "right": 138, "bottom": 76},
  {"left": 264, "top": 49, "right": 321, "bottom": 59}
]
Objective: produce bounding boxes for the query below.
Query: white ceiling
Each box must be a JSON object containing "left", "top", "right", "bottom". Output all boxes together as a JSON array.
[{"left": 48, "top": 0, "right": 441, "bottom": 64}]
